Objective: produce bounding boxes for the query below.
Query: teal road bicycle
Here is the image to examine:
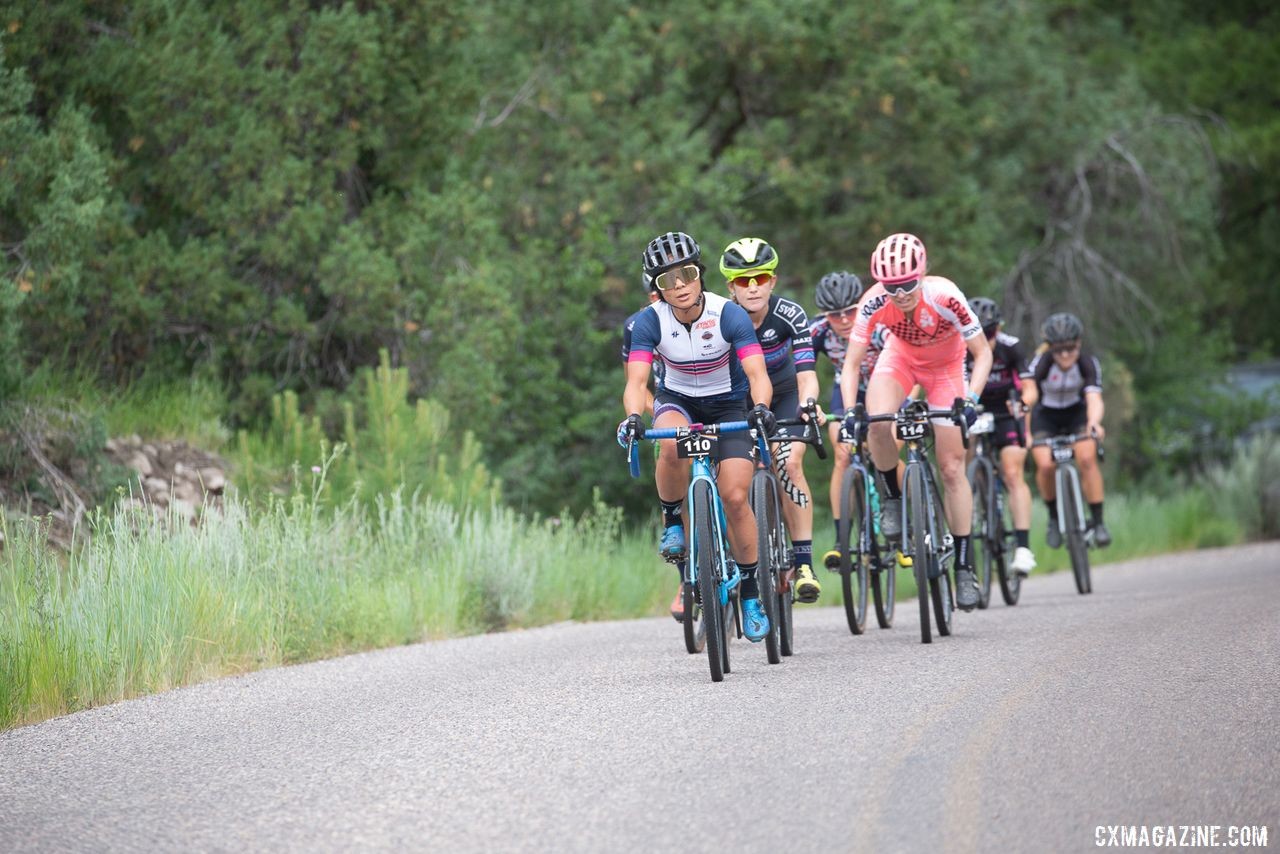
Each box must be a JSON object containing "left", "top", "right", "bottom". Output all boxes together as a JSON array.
[{"left": 627, "top": 419, "right": 775, "bottom": 682}]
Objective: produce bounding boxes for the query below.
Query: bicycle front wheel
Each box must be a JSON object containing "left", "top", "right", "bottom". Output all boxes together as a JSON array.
[
  {"left": 692, "top": 479, "right": 727, "bottom": 682},
  {"left": 904, "top": 466, "right": 932, "bottom": 644},
  {"left": 1064, "top": 482, "right": 1092, "bottom": 595},
  {"left": 839, "top": 467, "right": 870, "bottom": 635},
  {"left": 750, "top": 470, "right": 783, "bottom": 664},
  {"left": 927, "top": 480, "right": 953, "bottom": 637},
  {"left": 682, "top": 580, "right": 706, "bottom": 654},
  {"left": 995, "top": 484, "right": 1021, "bottom": 606},
  {"left": 968, "top": 462, "right": 993, "bottom": 610}
]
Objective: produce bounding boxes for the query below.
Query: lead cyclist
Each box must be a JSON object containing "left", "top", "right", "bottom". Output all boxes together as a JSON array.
[{"left": 839, "top": 233, "right": 993, "bottom": 611}]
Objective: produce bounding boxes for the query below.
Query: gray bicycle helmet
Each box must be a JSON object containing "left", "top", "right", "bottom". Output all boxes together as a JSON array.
[
  {"left": 1041, "top": 312, "right": 1084, "bottom": 344},
  {"left": 642, "top": 231, "right": 701, "bottom": 277},
  {"left": 814, "top": 270, "right": 864, "bottom": 311},
  {"left": 968, "top": 297, "right": 1002, "bottom": 333}
]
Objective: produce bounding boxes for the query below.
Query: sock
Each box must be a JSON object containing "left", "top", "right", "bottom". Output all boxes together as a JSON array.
[
  {"left": 792, "top": 540, "right": 812, "bottom": 569},
  {"left": 1015, "top": 529, "right": 1030, "bottom": 549},
  {"left": 955, "top": 534, "right": 972, "bottom": 569},
  {"left": 738, "top": 562, "right": 759, "bottom": 599},
  {"left": 1090, "top": 502, "right": 1104, "bottom": 525},
  {"left": 832, "top": 517, "right": 841, "bottom": 542},
  {"left": 879, "top": 466, "right": 901, "bottom": 500},
  {"left": 660, "top": 499, "right": 683, "bottom": 528},
  {"left": 1046, "top": 499, "right": 1058, "bottom": 524}
]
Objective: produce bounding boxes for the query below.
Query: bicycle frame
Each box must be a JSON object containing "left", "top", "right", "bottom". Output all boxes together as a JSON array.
[{"left": 1033, "top": 433, "right": 1096, "bottom": 540}]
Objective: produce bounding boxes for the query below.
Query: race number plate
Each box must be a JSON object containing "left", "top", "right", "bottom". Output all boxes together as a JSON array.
[
  {"left": 1051, "top": 445, "right": 1074, "bottom": 463},
  {"left": 677, "top": 433, "right": 718, "bottom": 458},
  {"left": 895, "top": 418, "right": 927, "bottom": 442},
  {"left": 969, "top": 413, "right": 995, "bottom": 435}
]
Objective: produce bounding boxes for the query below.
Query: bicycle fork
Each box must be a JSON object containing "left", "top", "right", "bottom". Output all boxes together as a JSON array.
[{"left": 1055, "top": 464, "right": 1090, "bottom": 546}]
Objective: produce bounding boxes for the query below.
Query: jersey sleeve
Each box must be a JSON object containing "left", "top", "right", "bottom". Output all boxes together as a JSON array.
[
  {"left": 722, "top": 302, "right": 763, "bottom": 360},
  {"left": 1081, "top": 353, "right": 1103, "bottom": 393},
  {"left": 1010, "top": 339, "right": 1032, "bottom": 378},
  {"left": 851, "top": 292, "right": 886, "bottom": 346},
  {"left": 932, "top": 279, "right": 982, "bottom": 340},
  {"left": 782, "top": 301, "right": 816, "bottom": 372},
  {"left": 625, "top": 308, "right": 660, "bottom": 365},
  {"left": 1028, "top": 350, "right": 1051, "bottom": 382}
]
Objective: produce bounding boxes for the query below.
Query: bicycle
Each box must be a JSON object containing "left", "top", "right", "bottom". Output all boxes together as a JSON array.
[
  {"left": 627, "top": 419, "right": 774, "bottom": 682},
  {"left": 1031, "top": 432, "right": 1101, "bottom": 595},
  {"left": 848, "top": 398, "right": 970, "bottom": 644},
  {"left": 756, "top": 403, "right": 828, "bottom": 657},
  {"left": 966, "top": 391, "right": 1024, "bottom": 608},
  {"left": 828, "top": 410, "right": 900, "bottom": 634}
]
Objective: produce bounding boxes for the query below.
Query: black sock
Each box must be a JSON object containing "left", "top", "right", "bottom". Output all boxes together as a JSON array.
[
  {"left": 879, "top": 467, "right": 901, "bottom": 500},
  {"left": 832, "top": 518, "right": 841, "bottom": 542},
  {"left": 955, "top": 534, "right": 972, "bottom": 569},
  {"left": 738, "top": 562, "right": 759, "bottom": 598},
  {"left": 792, "top": 540, "right": 812, "bottom": 569},
  {"left": 1090, "top": 502, "right": 1104, "bottom": 525},
  {"left": 660, "top": 499, "right": 683, "bottom": 528},
  {"left": 1046, "top": 499, "right": 1058, "bottom": 524},
  {"left": 1015, "top": 529, "right": 1030, "bottom": 549}
]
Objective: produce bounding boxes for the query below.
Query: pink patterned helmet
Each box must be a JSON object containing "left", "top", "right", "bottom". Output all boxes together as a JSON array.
[{"left": 870, "top": 233, "right": 927, "bottom": 285}]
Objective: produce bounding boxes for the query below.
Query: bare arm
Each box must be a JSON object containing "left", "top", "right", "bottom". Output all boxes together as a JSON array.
[
  {"left": 623, "top": 361, "right": 653, "bottom": 418},
  {"left": 741, "top": 353, "right": 773, "bottom": 409},
  {"left": 797, "top": 369, "right": 820, "bottom": 415},
  {"left": 839, "top": 342, "right": 869, "bottom": 413},
  {"left": 965, "top": 333, "right": 993, "bottom": 398},
  {"left": 1085, "top": 390, "right": 1105, "bottom": 440}
]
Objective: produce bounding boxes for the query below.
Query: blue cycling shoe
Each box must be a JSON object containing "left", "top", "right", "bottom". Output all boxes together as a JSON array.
[
  {"left": 659, "top": 524, "right": 686, "bottom": 560},
  {"left": 742, "top": 598, "right": 770, "bottom": 642}
]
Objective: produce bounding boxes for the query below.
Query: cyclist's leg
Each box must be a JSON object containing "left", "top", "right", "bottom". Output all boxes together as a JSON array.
[
  {"left": 920, "top": 359, "right": 980, "bottom": 608},
  {"left": 653, "top": 395, "right": 694, "bottom": 557},
  {"left": 1074, "top": 434, "right": 1109, "bottom": 544},
  {"left": 997, "top": 423, "right": 1035, "bottom": 572}
]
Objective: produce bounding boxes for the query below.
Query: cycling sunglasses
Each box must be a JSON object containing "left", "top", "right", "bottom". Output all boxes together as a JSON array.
[
  {"left": 1050, "top": 342, "right": 1080, "bottom": 355},
  {"left": 825, "top": 305, "right": 858, "bottom": 320},
  {"left": 882, "top": 278, "right": 921, "bottom": 296},
  {"left": 654, "top": 264, "right": 701, "bottom": 291},
  {"left": 730, "top": 273, "right": 774, "bottom": 289}
]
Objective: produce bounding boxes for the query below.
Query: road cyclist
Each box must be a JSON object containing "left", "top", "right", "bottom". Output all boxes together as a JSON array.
[
  {"left": 719, "top": 237, "right": 823, "bottom": 605},
  {"left": 839, "top": 232, "right": 993, "bottom": 612},
  {"left": 619, "top": 231, "right": 776, "bottom": 643}
]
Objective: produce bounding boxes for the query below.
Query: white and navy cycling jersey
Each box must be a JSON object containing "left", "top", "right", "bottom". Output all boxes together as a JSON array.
[
  {"left": 621, "top": 306, "right": 665, "bottom": 384},
  {"left": 753, "top": 295, "right": 815, "bottom": 395},
  {"left": 1027, "top": 348, "right": 1102, "bottom": 409},
  {"left": 626, "top": 292, "right": 762, "bottom": 401}
]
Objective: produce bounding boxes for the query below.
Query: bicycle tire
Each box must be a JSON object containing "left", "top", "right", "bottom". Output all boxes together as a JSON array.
[
  {"left": 1064, "top": 478, "right": 1092, "bottom": 595},
  {"left": 927, "top": 479, "right": 953, "bottom": 637},
  {"left": 692, "top": 480, "right": 726, "bottom": 682},
  {"left": 967, "top": 462, "right": 994, "bottom": 610},
  {"left": 904, "top": 466, "right": 932, "bottom": 644},
  {"left": 994, "top": 482, "right": 1021, "bottom": 606},
  {"left": 872, "top": 547, "right": 896, "bottom": 629},
  {"left": 682, "top": 580, "right": 706, "bottom": 654},
  {"left": 839, "top": 467, "right": 870, "bottom": 635},
  {"left": 766, "top": 474, "right": 793, "bottom": 657},
  {"left": 751, "top": 471, "right": 783, "bottom": 665}
]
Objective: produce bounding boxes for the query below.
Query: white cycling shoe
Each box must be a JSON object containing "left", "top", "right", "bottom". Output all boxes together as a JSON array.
[{"left": 1011, "top": 547, "right": 1037, "bottom": 577}]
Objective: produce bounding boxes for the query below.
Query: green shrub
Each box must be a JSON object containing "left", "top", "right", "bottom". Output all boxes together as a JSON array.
[{"left": 1205, "top": 436, "right": 1280, "bottom": 541}]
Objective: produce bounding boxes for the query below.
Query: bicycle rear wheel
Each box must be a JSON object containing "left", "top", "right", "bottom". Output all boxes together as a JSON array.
[
  {"left": 927, "top": 483, "right": 953, "bottom": 637},
  {"left": 751, "top": 470, "right": 783, "bottom": 664},
  {"left": 839, "top": 467, "right": 869, "bottom": 635},
  {"left": 1064, "top": 483, "right": 1092, "bottom": 595},
  {"left": 904, "top": 466, "right": 932, "bottom": 644},
  {"left": 968, "top": 462, "right": 993, "bottom": 610},
  {"left": 692, "top": 480, "right": 727, "bottom": 682},
  {"left": 681, "top": 580, "right": 706, "bottom": 654},
  {"left": 994, "top": 484, "right": 1021, "bottom": 606}
]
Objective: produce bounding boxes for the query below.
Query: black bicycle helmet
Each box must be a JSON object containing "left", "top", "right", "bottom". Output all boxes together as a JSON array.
[
  {"left": 1041, "top": 312, "right": 1084, "bottom": 344},
  {"left": 642, "top": 231, "right": 701, "bottom": 277},
  {"left": 968, "top": 297, "right": 1002, "bottom": 333},
  {"left": 814, "top": 271, "right": 864, "bottom": 311}
]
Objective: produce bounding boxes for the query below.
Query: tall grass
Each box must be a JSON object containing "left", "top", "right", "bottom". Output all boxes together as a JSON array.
[{"left": 0, "top": 489, "right": 667, "bottom": 730}]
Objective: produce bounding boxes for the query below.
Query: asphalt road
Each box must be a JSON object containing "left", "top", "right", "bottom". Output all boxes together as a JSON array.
[{"left": 2, "top": 542, "right": 1278, "bottom": 853}]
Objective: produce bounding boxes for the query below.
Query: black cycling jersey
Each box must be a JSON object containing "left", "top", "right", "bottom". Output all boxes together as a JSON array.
[
  {"left": 1027, "top": 348, "right": 1102, "bottom": 409},
  {"left": 966, "top": 331, "right": 1030, "bottom": 409},
  {"left": 751, "top": 295, "right": 815, "bottom": 396}
]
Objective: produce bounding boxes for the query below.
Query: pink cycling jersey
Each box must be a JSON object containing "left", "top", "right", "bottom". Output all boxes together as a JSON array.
[{"left": 852, "top": 277, "right": 982, "bottom": 407}]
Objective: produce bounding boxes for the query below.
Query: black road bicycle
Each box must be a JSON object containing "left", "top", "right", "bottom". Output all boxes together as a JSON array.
[
  {"left": 849, "top": 399, "right": 970, "bottom": 644},
  {"left": 1032, "top": 432, "right": 1102, "bottom": 595},
  {"left": 966, "top": 391, "right": 1024, "bottom": 607}
]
